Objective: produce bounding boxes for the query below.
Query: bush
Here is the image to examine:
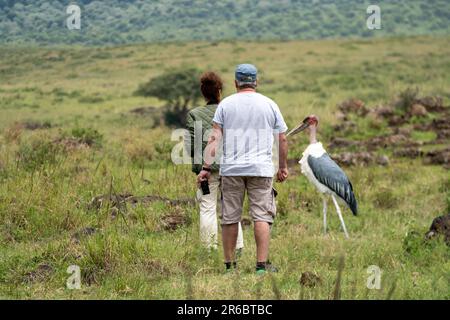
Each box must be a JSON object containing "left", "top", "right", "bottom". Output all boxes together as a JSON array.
[
  {"left": 394, "top": 87, "right": 419, "bottom": 113},
  {"left": 135, "top": 67, "right": 202, "bottom": 127},
  {"left": 16, "top": 136, "right": 65, "bottom": 171},
  {"left": 403, "top": 230, "right": 424, "bottom": 256},
  {"left": 122, "top": 131, "right": 153, "bottom": 165},
  {"left": 70, "top": 128, "right": 103, "bottom": 147},
  {"left": 3, "top": 123, "right": 23, "bottom": 144}
]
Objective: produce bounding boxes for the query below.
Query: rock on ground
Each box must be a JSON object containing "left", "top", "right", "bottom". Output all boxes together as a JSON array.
[{"left": 425, "top": 214, "right": 450, "bottom": 245}]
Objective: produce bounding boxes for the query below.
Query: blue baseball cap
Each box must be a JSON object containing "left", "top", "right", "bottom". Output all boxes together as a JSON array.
[{"left": 235, "top": 64, "right": 258, "bottom": 84}]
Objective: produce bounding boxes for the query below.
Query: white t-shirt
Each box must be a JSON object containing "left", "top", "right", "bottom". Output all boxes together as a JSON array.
[{"left": 213, "top": 91, "right": 288, "bottom": 177}]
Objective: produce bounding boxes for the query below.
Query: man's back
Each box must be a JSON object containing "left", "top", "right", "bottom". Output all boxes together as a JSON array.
[{"left": 213, "top": 91, "right": 287, "bottom": 177}]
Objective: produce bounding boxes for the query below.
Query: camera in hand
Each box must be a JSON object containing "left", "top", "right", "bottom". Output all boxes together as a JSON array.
[{"left": 200, "top": 180, "right": 210, "bottom": 195}]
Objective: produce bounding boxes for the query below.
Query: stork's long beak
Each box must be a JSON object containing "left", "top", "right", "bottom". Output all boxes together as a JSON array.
[{"left": 286, "top": 122, "right": 309, "bottom": 137}]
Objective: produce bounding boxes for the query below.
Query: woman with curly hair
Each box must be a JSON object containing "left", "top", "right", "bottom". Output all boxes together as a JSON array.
[{"left": 185, "top": 71, "right": 244, "bottom": 254}]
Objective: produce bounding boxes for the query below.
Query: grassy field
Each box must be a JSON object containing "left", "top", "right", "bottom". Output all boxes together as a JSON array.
[{"left": 0, "top": 36, "right": 449, "bottom": 299}]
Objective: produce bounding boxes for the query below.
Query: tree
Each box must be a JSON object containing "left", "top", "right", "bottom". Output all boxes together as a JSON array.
[{"left": 135, "top": 67, "right": 201, "bottom": 127}]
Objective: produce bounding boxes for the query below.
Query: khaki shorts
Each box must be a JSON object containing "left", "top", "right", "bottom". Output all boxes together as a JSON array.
[{"left": 220, "top": 176, "right": 276, "bottom": 225}]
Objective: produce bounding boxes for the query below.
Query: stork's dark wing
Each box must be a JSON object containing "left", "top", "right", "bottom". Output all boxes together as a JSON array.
[{"left": 308, "top": 154, "right": 358, "bottom": 215}]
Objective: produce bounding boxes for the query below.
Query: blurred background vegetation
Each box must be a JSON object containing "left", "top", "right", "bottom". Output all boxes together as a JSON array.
[{"left": 0, "top": 0, "right": 449, "bottom": 45}]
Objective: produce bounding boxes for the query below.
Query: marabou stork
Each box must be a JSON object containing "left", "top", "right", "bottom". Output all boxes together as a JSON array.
[{"left": 287, "top": 115, "right": 357, "bottom": 238}]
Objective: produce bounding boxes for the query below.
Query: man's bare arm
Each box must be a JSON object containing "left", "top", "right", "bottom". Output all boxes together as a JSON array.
[{"left": 277, "top": 132, "right": 289, "bottom": 182}]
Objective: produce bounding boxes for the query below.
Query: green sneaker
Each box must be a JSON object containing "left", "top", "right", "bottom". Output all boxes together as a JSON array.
[
  {"left": 255, "top": 261, "right": 278, "bottom": 275},
  {"left": 256, "top": 269, "right": 266, "bottom": 276}
]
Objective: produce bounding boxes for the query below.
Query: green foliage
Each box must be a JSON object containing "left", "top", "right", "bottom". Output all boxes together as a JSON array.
[
  {"left": 402, "top": 229, "right": 448, "bottom": 267},
  {"left": 16, "top": 135, "right": 64, "bottom": 171},
  {"left": 69, "top": 127, "right": 103, "bottom": 147},
  {"left": 135, "top": 67, "right": 201, "bottom": 107},
  {"left": 411, "top": 130, "right": 437, "bottom": 143},
  {"left": 135, "top": 67, "right": 202, "bottom": 126},
  {"left": 394, "top": 87, "right": 419, "bottom": 113},
  {"left": 0, "top": 1, "right": 449, "bottom": 45}
]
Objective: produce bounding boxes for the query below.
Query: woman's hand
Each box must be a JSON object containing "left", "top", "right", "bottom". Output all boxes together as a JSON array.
[{"left": 197, "top": 170, "right": 211, "bottom": 186}]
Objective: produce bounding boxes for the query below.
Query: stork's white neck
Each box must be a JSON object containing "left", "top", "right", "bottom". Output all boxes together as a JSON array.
[{"left": 309, "top": 125, "right": 318, "bottom": 144}]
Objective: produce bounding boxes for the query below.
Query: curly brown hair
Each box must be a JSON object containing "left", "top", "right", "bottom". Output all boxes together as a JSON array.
[{"left": 200, "top": 71, "right": 223, "bottom": 104}]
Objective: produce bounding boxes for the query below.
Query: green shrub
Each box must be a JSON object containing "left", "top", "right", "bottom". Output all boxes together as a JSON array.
[
  {"left": 394, "top": 87, "right": 419, "bottom": 113},
  {"left": 70, "top": 128, "right": 103, "bottom": 147},
  {"left": 134, "top": 67, "right": 202, "bottom": 127},
  {"left": 403, "top": 230, "right": 424, "bottom": 256},
  {"left": 16, "top": 136, "right": 64, "bottom": 171}
]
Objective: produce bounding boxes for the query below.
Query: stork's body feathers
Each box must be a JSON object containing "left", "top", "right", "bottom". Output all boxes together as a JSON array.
[
  {"left": 287, "top": 115, "right": 358, "bottom": 239},
  {"left": 300, "top": 143, "right": 357, "bottom": 216}
]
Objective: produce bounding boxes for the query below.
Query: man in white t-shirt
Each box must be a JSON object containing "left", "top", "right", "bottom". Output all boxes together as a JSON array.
[{"left": 197, "top": 64, "right": 289, "bottom": 274}]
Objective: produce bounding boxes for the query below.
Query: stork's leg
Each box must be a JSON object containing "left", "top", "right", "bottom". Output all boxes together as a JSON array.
[
  {"left": 322, "top": 197, "right": 328, "bottom": 235},
  {"left": 331, "top": 194, "right": 349, "bottom": 239}
]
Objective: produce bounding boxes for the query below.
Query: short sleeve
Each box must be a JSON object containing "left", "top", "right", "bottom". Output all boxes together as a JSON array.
[
  {"left": 212, "top": 103, "right": 224, "bottom": 127},
  {"left": 272, "top": 102, "right": 288, "bottom": 133}
]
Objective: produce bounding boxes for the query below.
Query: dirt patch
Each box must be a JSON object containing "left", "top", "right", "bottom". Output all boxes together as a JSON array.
[
  {"left": 338, "top": 98, "right": 368, "bottom": 116},
  {"left": 331, "top": 94, "right": 449, "bottom": 168},
  {"left": 143, "top": 259, "right": 172, "bottom": 276},
  {"left": 88, "top": 193, "right": 196, "bottom": 211},
  {"left": 425, "top": 214, "right": 450, "bottom": 245},
  {"left": 424, "top": 148, "right": 450, "bottom": 169},
  {"left": 161, "top": 210, "right": 189, "bottom": 231},
  {"left": 415, "top": 96, "right": 445, "bottom": 113},
  {"left": 332, "top": 152, "right": 389, "bottom": 167},
  {"left": 299, "top": 271, "right": 322, "bottom": 288},
  {"left": 23, "top": 264, "right": 54, "bottom": 283},
  {"left": 329, "top": 133, "right": 418, "bottom": 152},
  {"left": 339, "top": 94, "right": 447, "bottom": 125},
  {"left": 53, "top": 137, "right": 91, "bottom": 150},
  {"left": 410, "top": 104, "right": 427, "bottom": 117},
  {"left": 394, "top": 147, "right": 424, "bottom": 158},
  {"left": 19, "top": 121, "right": 53, "bottom": 131},
  {"left": 415, "top": 118, "right": 450, "bottom": 131},
  {"left": 371, "top": 105, "right": 395, "bottom": 119},
  {"left": 394, "top": 147, "right": 449, "bottom": 169},
  {"left": 332, "top": 120, "right": 358, "bottom": 133},
  {"left": 366, "top": 134, "right": 419, "bottom": 150},
  {"left": 328, "top": 137, "right": 358, "bottom": 149}
]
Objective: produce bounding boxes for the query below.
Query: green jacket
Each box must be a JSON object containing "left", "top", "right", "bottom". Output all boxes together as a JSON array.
[{"left": 185, "top": 103, "right": 220, "bottom": 175}]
